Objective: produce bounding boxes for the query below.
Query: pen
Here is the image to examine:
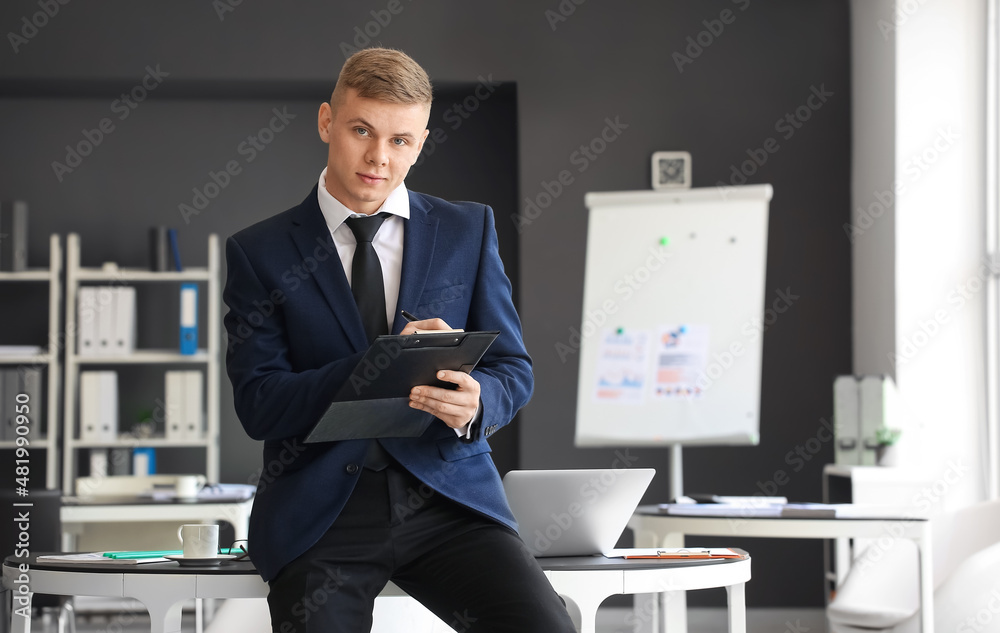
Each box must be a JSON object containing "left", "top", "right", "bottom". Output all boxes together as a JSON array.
[{"left": 401, "top": 310, "right": 418, "bottom": 322}]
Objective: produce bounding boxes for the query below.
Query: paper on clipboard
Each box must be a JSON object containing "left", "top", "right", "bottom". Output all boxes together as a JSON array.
[{"left": 304, "top": 330, "right": 499, "bottom": 443}]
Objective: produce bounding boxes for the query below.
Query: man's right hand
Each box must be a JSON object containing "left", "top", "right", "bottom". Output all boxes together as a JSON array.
[{"left": 400, "top": 318, "right": 453, "bottom": 335}]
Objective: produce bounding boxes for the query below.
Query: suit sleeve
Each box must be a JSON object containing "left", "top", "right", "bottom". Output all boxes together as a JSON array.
[
  {"left": 465, "top": 206, "right": 534, "bottom": 442},
  {"left": 223, "top": 235, "right": 364, "bottom": 441}
]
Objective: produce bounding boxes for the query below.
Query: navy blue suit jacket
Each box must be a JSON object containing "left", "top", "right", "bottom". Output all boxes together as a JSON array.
[{"left": 223, "top": 185, "right": 532, "bottom": 581}]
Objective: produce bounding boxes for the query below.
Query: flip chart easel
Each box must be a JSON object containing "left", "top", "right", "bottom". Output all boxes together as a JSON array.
[{"left": 574, "top": 185, "right": 772, "bottom": 499}]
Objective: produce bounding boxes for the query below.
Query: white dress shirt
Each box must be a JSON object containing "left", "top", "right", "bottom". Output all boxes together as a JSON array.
[
  {"left": 316, "top": 169, "right": 475, "bottom": 436},
  {"left": 316, "top": 167, "right": 407, "bottom": 331}
]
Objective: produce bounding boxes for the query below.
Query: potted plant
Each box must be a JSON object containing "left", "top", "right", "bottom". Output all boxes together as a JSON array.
[{"left": 875, "top": 427, "right": 902, "bottom": 466}]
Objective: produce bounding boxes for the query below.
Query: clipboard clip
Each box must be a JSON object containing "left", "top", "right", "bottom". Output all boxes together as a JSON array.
[{"left": 403, "top": 335, "right": 463, "bottom": 348}]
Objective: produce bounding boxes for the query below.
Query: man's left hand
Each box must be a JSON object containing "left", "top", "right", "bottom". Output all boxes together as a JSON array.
[{"left": 410, "top": 370, "right": 481, "bottom": 429}]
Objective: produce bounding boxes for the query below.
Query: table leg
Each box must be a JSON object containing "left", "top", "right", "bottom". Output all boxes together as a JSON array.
[
  {"left": 125, "top": 574, "right": 195, "bottom": 633},
  {"left": 629, "top": 519, "right": 659, "bottom": 633},
  {"left": 142, "top": 600, "right": 184, "bottom": 633},
  {"left": 632, "top": 594, "right": 659, "bottom": 633},
  {"left": 725, "top": 582, "right": 746, "bottom": 633},
  {"left": 10, "top": 590, "right": 31, "bottom": 633},
  {"left": 663, "top": 589, "right": 688, "bottom": 633},
  {"left": 630, "top": 520, "right": 688, "bottom": 633},
  {"left": 561, "top": 595, "right": 599, "bottom": 633},
  {"left": 659, "top": 532, "right": 687, "bottom": 633}
]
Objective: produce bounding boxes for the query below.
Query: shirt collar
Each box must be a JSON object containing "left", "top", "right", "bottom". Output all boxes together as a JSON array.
[{"left": 316, "top": 167, "right": 410, "bottom": 233}]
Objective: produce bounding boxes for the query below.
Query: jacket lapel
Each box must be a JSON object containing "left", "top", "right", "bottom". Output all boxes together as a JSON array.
[
  {"left": 392, "top": 191, "right": 439, "bottom": 333},
  {"left": 288, "top": 186, "right": 369, "bottom": 353}
]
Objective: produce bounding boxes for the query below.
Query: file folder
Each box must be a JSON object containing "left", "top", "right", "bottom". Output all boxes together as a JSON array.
[
  {"left": 80, "top": 371, "right": 118, "bottom": 442},
  {"left": 859, "top": 375, "right": 898, "bottom": 466},
  {"left": 305, "top": 331, "right": 499, "bottom": 443},
  {"left": 0, "top": 200, "right": 28, "bottom": 272},
  {"left": 95, "top": 286, "right": 115, "bottom": 356},
  {"left": 77, "top": 287, "right": 98, "bottom": 356},
  {"left": 833, "top": 375, "right": 861, "bottom": 465},
  {"left": 164, "top": 370, "right": 201, "bottom": 439},
  {"left": 113, "top": 287, "right": 136, "bottom": 354},
  {"left": 179, "top": 283, "right": 198, "bottom": 355},
  {"left": 149, "top": 226, "right": 169, "bottom": 271},
  {"left": 164, "top": 370, "right": 184, "bottom": 440},
  {"left": 19, "top": 367, "right": 42, "bottom": 437},
  {"left": 0, "top": 369, "right": 12, "bottom": 440},
  {"left": 183, "top": 370, "right": 202, "bottom": 439}
]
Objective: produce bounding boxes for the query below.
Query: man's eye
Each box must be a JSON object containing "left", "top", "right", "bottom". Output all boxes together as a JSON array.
[
  {"left": 393, "top": 138, "right": 407, "bottom": 146},
  {"left": 355, "top": 128, "right": 369, "bottom": 136}
]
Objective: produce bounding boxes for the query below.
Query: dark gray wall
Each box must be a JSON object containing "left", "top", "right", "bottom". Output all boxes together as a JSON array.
[{"left": 0, "top": 0, "right": 851, "bottom": 607}]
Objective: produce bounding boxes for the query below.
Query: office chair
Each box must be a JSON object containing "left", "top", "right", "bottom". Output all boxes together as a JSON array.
[
  {"left": 827, "top": 498, "right": 1000, "bottom": 633},
  {"left": 0, "top": 488, "right": 75, "bottom": 633}
]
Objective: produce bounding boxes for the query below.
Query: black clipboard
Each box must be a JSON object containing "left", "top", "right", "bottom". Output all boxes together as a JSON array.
[{"left": 304, "top": 330, "right": 500, "bottom": 443}]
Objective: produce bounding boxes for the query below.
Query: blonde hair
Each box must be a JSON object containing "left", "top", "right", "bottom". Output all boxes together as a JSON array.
[{"left": 331, "top": 48, "right": 432, "bottom": 110}]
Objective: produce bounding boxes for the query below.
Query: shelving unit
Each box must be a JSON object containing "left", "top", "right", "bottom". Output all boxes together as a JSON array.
[
  {"left": 0, "top": 234, "right": 62, "bottom": 489},
  {"left": 61, "top": 233, "right": 220, "bottom": 493}
]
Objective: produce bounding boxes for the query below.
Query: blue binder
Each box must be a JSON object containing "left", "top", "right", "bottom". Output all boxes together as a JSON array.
[{"left": 179, "top": 283, "right": 198, "bottom": 355}]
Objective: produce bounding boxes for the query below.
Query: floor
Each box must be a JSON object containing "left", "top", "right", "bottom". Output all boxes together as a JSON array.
[{"left": 39, "top": 604, "right": 829, "bottom": 633}]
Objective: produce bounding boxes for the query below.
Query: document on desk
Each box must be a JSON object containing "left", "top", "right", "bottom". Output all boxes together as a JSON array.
[
  {"left": 661, "top": 503, "right": 785, "bottom": 517},
  {"left": 659, "top": 502, "right": 913, "bottom": 519},
  {"left": 37, "top": 552, "right": 168, "bottom": 564},
  {"left": 305, "top": 331, "right": 499, "bottom": 443},
  {"left": 140, "top": 482, "right": 256, "bottom": 502},
  {"left": 611, "top": 548, "right": 743, "bottom": 559}
]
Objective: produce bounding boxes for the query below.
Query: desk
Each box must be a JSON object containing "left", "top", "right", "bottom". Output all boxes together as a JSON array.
[
  {"left": 3, "top": 553, "right": 751, "bottom": 633},
  {"left": 542, "top": 555, "right": 750, "bottom": 633},
  {"left": 60, "top": 495, "right": 254, "bottom": 552},
  {"left": 628, "top": 506, "right": 932, "bottom": 633}
]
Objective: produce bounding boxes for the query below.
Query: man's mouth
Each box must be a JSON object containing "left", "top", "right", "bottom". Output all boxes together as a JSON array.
[{"left": 358, "top": 173, "right": 385, "bottom": 185}]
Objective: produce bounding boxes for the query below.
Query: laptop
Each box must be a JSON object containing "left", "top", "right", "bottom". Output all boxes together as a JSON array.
[{"left": 502, "top": 468, "right": 655, "bottom": 557}]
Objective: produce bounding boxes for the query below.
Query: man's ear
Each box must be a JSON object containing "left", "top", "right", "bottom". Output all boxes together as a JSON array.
[
  {"left": 317, "top": 102, "right": 332, "bottom": 143},
  {"left": 412, "top": 128, "right": 431, "bottom": 164}
]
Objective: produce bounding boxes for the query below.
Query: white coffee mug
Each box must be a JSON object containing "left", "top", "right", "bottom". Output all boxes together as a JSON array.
[
  {"left": 175, "top": 475, "right": 202, "bottom": 499},
  {"left": 177, "top": 523, "right": 219, "bottom": 558}
]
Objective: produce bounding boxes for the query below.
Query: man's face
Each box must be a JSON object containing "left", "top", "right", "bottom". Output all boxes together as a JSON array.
[{"left": 318, "top": 88, "right": 430, "bottom": 215}]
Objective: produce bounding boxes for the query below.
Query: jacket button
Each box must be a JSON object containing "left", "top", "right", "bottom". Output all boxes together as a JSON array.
[{"left": 346, "top": 463, "right": 359, "bottom": 474}]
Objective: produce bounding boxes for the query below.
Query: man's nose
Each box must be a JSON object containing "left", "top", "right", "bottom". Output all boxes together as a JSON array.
[{"left": 367, "top": 141, "right": 389, "bottom": 166}]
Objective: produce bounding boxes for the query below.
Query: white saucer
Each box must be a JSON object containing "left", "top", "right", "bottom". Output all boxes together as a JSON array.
[{"left": 163, "top": 554, "right": 238, "bottom": 567}]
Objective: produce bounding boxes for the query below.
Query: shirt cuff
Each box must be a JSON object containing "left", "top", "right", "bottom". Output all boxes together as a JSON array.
[{"left": 453, "top": 402, "right": 482, "bottom": 439}]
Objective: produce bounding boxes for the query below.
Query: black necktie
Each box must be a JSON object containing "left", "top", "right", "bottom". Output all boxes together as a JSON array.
[
  {"left": 344, "top": 212, "right": 392, "bottom": 471},
  {"left": 345, "top": 213, "right": 389, "bottom": 344}
]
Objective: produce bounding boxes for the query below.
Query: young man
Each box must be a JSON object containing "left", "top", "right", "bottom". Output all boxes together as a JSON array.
[{"left": 223, "top": 48, "right": 576, "bottom": 632}]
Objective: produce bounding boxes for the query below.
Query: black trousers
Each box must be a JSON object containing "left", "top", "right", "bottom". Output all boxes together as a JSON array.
[{"left": 267, "top": 462, "right": 576, "bottom": 633}]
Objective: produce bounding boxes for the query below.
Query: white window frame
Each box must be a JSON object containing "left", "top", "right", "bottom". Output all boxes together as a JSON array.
[{"left": 986, "top": 0, "right": 999, "bottom": 499}]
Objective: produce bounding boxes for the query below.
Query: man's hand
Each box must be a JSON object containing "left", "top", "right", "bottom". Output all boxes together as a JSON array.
[
  {"left": 400, "top": 317, "right": 451, "bottom": 335},
  {"left": 409, "top": 370, "right": 481, "bottom": 429},
  {"left": 402, "top": 318, "right": 480, "bottom": 428}
]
